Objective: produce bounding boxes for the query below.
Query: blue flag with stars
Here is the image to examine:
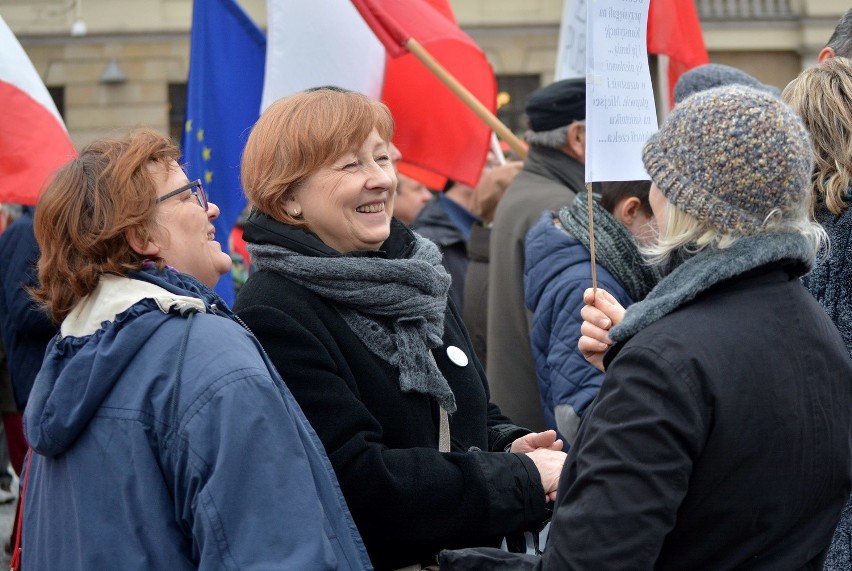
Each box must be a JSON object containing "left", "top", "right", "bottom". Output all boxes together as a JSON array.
[{"left": 182, "top": 0, "right": 265, "bottom": 306}]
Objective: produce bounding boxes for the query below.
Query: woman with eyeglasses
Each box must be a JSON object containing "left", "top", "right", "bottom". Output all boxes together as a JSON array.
[{"left": 20, "top": 128, "right": 372, "bottom": 570}]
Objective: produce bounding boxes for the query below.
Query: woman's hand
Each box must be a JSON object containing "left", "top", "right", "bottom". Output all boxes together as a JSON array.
[
  {"left": 511, "top": 431, "right": 566, "bottom": 501},
  {"left": 468, "top": 161, "right": 523, "bottom": 224},
  {"left": 578, "top": 288, "right": 626, "bottom": 372},
  {"left": 510, "top": 429, "right": 564, "bottom": 453},
  {"left": 526, "top": 448, "right": 567, "bottom": 502}
]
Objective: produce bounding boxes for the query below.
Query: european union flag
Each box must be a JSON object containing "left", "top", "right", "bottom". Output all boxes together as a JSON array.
[{"left": 182, "top": 0, "right": 265, "bottom": 306}]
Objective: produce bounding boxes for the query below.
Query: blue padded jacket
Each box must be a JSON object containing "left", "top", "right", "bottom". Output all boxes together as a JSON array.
[{"left": 22, "top": 267, "right": 372, "bottom": 570}]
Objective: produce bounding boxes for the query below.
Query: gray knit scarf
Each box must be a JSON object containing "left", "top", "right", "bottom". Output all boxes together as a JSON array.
[
  {"left": 248, "top": 236, "right": 457, "bottom": 413},
  {"left": 610, "top": 232, "right": 814, "bottom": 343},
  {"left": 558, "top": 193, "right": 661, "bottom": 302}
]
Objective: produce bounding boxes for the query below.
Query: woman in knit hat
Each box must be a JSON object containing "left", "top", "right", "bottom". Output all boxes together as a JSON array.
[
  {"left": 541, "top": 85, "right": 852, "bottom": 569},
  {"left": 783, "top": 56, "right": 852, "bottom": 571}
]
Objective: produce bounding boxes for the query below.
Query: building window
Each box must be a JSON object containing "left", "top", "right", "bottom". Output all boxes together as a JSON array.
[
  {"left": 168, "top": 82, "right": 187, "bottom": 144},
  {"left": 496, "top": 74, "right": 540, "bottom": 136},
  {"left": 47, "top": 86, "right": 65, "bottom": 120}
]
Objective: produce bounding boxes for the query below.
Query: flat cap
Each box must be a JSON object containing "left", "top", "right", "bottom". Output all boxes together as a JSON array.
[{"left": 524, "top": 77, "right": 586, "bottom": 132}]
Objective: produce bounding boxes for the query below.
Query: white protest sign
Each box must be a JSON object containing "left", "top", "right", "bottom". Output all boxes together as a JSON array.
[
  {"left": 585, "top": 0, "right": 657, "bottom": 182},
  {"left": 555, "top": 0, "right": 587, "bottom": 80}
]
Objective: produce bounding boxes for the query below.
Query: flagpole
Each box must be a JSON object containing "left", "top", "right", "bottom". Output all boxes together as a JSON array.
[
  {"left": 404, "top": 37, "right": 528, "bottom": 159},
  {"left": 657, "top": 54, "right": 670, "bottom": 121},
  {"left": 586, "top": 182, "right": 597, "bottom": 293},
  {"left": 490, "top": 133, "right": 506, "bottom": 165}
]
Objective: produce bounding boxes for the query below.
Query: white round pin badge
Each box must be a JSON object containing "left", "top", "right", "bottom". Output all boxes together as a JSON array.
[{"left": 446, "top": 346, "right": 469, "bottom": 367}]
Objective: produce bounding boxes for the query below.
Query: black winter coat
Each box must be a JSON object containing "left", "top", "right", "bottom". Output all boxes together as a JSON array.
[
  {"left": 235, "top": 213, "right": 549, "bottom": 570},
  {"left": 543, "top": 261, "right": 852, "bottom": 570}
]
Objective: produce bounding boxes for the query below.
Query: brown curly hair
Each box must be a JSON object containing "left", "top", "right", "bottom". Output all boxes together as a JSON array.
[{"left": 31, "top": 128, "right": 180, "bottom": 323}]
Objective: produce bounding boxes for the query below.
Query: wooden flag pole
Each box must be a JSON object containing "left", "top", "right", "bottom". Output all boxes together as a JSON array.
[
  {"left": 586, "top": 182, "right": 598, "bottom": 294},
  {"left": 404, "top": 37, "right": 527, "bottom": 160}
]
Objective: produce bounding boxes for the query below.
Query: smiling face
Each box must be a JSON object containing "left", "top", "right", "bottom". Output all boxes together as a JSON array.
[
  {"left": 289, "top": 129, "right": 397, "bottom": 252},
  {"left": 148, "top": 160, "right": 232, "bottom": 287}
]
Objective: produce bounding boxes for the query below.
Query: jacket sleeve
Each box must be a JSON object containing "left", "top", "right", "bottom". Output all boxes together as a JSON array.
[
  {"left": 2, "top": 224, "right": 58, "bottom": 408},
  {"left": 169, "top": 322, "right": 369, "bottom": 571},
  {"left": 237, "top": 301, "right": 548, "bottom": 569},
  {"left": 538, "top": 274, "right": 632, "bottom": 445},
  {"left": 542, "top": 343, "right": 706, "bottom": 570},
  {"left": 1, "top": 219, "right": 55, "bottom": 338}
]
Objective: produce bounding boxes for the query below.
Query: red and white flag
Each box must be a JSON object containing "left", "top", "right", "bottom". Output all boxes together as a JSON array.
[
  {"left": 262, "top": 0, "right": 496, "bottom": 189},
  {"left": 647, "top": 0, "right": 709, "bottom": 109},
  {"left": 0, "top": 15, "right": 76, "bottom": 205}
]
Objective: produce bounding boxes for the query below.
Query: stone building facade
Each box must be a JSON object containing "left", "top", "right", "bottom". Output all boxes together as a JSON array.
[{"left": 0, "top": 0, "right": 847, "bottom": 148}]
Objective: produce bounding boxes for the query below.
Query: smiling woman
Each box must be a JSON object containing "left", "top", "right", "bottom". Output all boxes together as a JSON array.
[
  {"left": 21, "top": 128, "right": 372, "bottom": 570},
  {"left": 235, "top": 88, "right": 566, "bottom": 570},
  {"left": 288, "top": 128, "right": 396, "bottom": 252},
  {"left": 144, "top": 165, "right": 232, "bottom": 288}
]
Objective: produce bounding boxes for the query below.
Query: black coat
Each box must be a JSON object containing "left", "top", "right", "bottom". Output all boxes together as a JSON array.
[
  {"left": 411, "top": 194, "right": 469, "bottom": 312},
  {"left": 0, "top": 209, "right": 58, "bottom": 409},
  {"left": 543, "top": 261, "right": 852, "bottom": 570},
  {"left": 235, "top": 213, "right": 548, "bottom": 570}
]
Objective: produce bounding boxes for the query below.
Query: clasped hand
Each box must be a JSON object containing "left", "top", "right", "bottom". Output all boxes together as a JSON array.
[{"left": 510, "top": 430, "right": 566, "bottom": 502}]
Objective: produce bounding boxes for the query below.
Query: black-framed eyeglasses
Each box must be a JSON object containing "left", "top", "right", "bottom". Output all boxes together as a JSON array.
[{"left": 156, "top": 179, "right": 208, "bottom": 211}]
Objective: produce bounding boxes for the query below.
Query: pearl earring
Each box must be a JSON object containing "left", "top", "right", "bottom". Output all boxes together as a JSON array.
[{"left": 292, "top": 209, "right": 300, "bottom": 217}]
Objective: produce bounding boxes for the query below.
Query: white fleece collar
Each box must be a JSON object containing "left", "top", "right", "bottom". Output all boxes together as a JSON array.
[{"left": 60, "top": 274, "right": 207, "bottom": 338}]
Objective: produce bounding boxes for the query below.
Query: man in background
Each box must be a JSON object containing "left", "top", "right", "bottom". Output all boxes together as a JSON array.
[
  {"left": 486, "top": 78, "right": 587, "bottom": 432},
  {"left": 819, "top": 9, "right": 852, "bottom": 62},
  {"left": 393, "top": 173, "right": 433, "bottom": 226}
]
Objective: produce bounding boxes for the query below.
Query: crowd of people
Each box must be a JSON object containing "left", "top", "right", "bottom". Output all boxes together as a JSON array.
[{"left": 0, "top": 8, "right": 850, "bottom": 571}]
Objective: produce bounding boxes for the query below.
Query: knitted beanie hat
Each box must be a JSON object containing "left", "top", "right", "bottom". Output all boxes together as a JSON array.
[
  {"left": 673, "top": 63, "right": 780, "bottom": 104},
  {"left": 643, "top": 85, "right": 813, "bottom": 236}
]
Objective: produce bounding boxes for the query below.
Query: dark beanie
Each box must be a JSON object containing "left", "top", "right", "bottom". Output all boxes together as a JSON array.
[
  {"left": 643, "top": 85, "right": 812, "bottom": 236},
  {"left": 524, "top": 77, "right": 586, "bottom": 132},
  {"left": 673, "top": 63, "right": 780, "bottom": 104}
]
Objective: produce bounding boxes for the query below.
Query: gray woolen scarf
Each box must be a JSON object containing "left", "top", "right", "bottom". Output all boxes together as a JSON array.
[
  {"left": 610, "top": 232, "right": 814, "bottom": 343},
  {"left": 558, "top": 193, "right": 661, "bottom": 302},
  {"left": 248, "top": 235, "right": 457, "bottom": 413}
]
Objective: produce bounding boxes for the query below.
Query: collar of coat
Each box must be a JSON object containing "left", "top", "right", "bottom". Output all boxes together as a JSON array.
[
  {"left": 61, "top": 274, "right": 206, "bottom": 338},
  {"left": 608, "top": 232, "right": 814, "bottom": 344}
]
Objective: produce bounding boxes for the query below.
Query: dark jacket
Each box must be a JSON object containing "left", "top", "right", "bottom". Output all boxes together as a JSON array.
[
  {"left": 0, "top": 209, "right": 58, "bottom": 408},
  {"left": 803, "top": 202, "right": 852, "bottom": 356},
  {"left": 412, "top": 194, "right": 469, "bottom": 311},
  {"left": 462, "top": 222, "right": 490, "bottom": 366},
  {"left": 543, "top": 260, "right": 852, "bottom": 570},
  {"left": 802, "top": 200, "right": 852, "bottom": 571},
  {"left": 524, "top": 212, "right": 634, "bottom": 444},
  {"left": 23, "top": 268, "right": 372, "bottom": 570},
  {"left": 487, "top": 147, "right": 585, "bottom": 432},
  {"left": 235, "top": 214, "right": 549, "bottom": 571}
]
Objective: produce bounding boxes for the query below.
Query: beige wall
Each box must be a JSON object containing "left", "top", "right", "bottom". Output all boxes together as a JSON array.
[
  {"left": 19, "top": 36, "right": 188, "bottom": 148},
  {"left": 1, "top": 0, "right": 847, "bottom": 148}
]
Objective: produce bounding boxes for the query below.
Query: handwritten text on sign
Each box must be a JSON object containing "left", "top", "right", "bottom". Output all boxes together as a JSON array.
[{"left": 585, "top": 0, "right": 657, "bottom": 182}]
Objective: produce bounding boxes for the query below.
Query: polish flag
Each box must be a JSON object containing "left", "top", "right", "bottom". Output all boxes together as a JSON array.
[
  {"left": 262, "top": 0, "right": 496, "bottom": 189},
  {"left": 647, "top": 0, "right": 709, "bottom": 109},
  {"left": 0, "top": 15, "right": 76, "bottom": 205}
]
